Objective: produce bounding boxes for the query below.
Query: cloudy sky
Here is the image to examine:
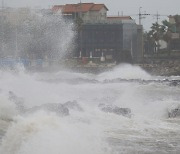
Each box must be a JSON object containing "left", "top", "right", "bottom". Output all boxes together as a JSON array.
[{"left": 4, "top": 0, "right": 180, "bottom": 30}]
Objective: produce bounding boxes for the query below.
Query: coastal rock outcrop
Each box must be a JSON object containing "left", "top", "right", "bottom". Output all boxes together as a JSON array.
[
  {"left": 98, "top": 103, "right": 131, "bottom": 118},
  {"left": 63, "top": 100, "right": 83, "bottom": 111},
  {"left": 26, "top": 103, "right": 69, "bottom": 116},
  {"left": 8, "top": 91, "right": 83, "bottom": 116},
  {"left": 168, "top": 104, "right": 180, "bottom": 118}
]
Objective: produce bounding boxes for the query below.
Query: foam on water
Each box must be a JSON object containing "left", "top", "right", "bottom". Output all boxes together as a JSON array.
[
  {"left": 0, "top": 96, "right": 17, "bottom": 121},
  {"left": 97, "top": 64, "right": 152, "bottom": 81},
  {"left": 0, "top": 65, "right": 180, "bottom": 153},
  {"left": 0, "top": 111, "right": 105, "bottom": 154}
]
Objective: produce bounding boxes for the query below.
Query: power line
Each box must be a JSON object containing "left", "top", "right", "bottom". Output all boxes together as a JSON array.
[
  {"left": 151, "top": 12, "right": 168, "bottom": 24},
  {"left": 138, "top": 7, "right": 150, "bottom": 25}
]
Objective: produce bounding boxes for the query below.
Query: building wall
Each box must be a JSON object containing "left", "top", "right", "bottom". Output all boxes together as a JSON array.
[
  {"left": 168, "top": 15, "right": 180, "bottom": 51},
  {"left": 60, "top": 7, "right": 107, "bottom": 22},
  {"left": 135, "top": 25, "right": 144, "bottom": 62},
  {"left": 78, "top": 24, "right": 123, "bottom": 60},
  {"left": 123, "top": 23, "right": 138, "bottom": 60},
  {"left": 99, "top": 8, "right": 107, "bottom": 20},
  {"left": 85, "top": 8, "right": 107, "bottom": 21},
  {"left": 76, "top": 22, "right": 141, "bottom": 63}
]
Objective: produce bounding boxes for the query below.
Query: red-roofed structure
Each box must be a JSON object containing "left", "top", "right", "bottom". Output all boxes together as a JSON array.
[
  {"left": 52, "top": 3, "right": 108, "bottom": 21},
  {"left": 90, "top": 4, "right": 108, "bottom": 11},
  {"left": 52, "top": 3, "right": 108, "bottom": 14},
  {"left": 51, "top": 3, "right": 143, "bottom": 63}
]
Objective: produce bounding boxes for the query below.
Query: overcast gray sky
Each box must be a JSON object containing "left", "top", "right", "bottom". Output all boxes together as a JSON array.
[{"left": 4, "top": 0, "right": 180, "bottom": 30}]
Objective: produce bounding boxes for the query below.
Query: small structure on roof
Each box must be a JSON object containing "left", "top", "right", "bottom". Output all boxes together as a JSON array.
[{"left": 52, "top": 3, "right": 108, "bottom": 21}]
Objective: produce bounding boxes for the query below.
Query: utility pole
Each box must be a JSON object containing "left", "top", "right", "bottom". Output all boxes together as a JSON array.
[
  {"left": 139, "top": 7, "right": 142, "bottom": 25},
  {"left": 138, "top": 7, "right": 150, "bottom": 25},
  {"left": 154, "top": 11, "right": 160, "bottom": 24},
  {"left": 151, "top": 12, "right": 168, "bottom": 24},
  {"left": 138, "top": 7, "right": 150, "bottom": 64}
]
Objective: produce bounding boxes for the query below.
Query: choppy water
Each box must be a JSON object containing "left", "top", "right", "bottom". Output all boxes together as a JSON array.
[{"left": 0, "top": 64, "right": 180, "bottom": 154}]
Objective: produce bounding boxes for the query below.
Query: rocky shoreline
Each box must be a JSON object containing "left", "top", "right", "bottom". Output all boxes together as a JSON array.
[{"left": 141, "top": 59, "right": 180, "bottom": 76}]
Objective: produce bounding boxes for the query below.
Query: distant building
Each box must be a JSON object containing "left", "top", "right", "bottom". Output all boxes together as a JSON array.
[
  {"left": 78, "top": 19, "right": 139, "bottom": 62},
  {"left": 52, "top": 3, "right": 144, "bottom": 63},
  {"left": 168, "top": 15, "right": 180, "bottom": 51},
  {"left": 52, "top": 3, "right": 108, "bottom": 21}
]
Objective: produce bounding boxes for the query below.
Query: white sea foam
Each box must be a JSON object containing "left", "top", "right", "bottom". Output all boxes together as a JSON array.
[
  {"left": 0, "top": 112, "right": 105, "bottom": 154},
  {"left": 97, "top": 64, "right": 152, "bottom": 81},
  {"left": 0, "top": 95, "right": 17, "bottom": 121},
  {"left": 0, "top": 66, "right": 180, "bottom": 153}
]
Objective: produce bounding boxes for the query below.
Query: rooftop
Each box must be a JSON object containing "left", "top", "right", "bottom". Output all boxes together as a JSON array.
[{"left": 52, "top": 3, "right": 108, "bottom": 13}]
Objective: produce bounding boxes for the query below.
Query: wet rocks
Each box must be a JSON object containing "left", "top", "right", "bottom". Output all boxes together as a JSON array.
[
  {"left": 98, "top": 103, "right": 131, "bottom": 118},
  {"left": 63, "top": 100, "right": 83, "bottom": 111},
  {"left": 25, "top": 101, "right": 84, "bottom": 116},
  {"left": 169, "top": 80, "right": 179, "bottom": 86},
  {"left": 142, "top": 59, "right": 180, "bottom": 76},
  {"left": 24, "top": 101, "right": 84, "bottom": 117},
  {"left": 168, "top": 104, "right": 180, "bottom": 118},
  {"left": 26, "top": 103, "right": 69, "bottom": 116},
  {"left": 8, "top": 91, "right": 25, "bottom": 113},
  {"left": 8, "top": 92, "right": 84, "bottom": 116}
]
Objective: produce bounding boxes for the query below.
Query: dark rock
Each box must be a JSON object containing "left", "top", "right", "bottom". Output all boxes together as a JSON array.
[
  {"left": 98, "top": 103, "right": 131, "bottom": 118},
  {"left": 169, "top": 81, "right": 178, "bottom": 86},
  {"left": 9, "top": 91, "right": 69, "bottom": 116},
  {"left": 168, "top": 105, "right": 180, "bottom": 118},
  {"left": 26, "top": 103, "right": 69, "bottom": 116},
  {"left": 8, "top": 91, "right": 25, "bottom": 113},
  {"left": 9, "top": 91, "right": 83, "bottom": 116},
  {"left": 63, "top": 100, "right": 83, "bottom": 111}
]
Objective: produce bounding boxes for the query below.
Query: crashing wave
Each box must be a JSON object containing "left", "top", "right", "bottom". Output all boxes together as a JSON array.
[{"left": 8, "top": 91, "right": 83, "bottom": 116}]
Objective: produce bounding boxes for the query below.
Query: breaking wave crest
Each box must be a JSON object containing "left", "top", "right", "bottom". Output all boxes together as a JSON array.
[
  {"left": 97, "top": 64, "right": 152, "bottom": 81},
  {"left": 0, "top": 64, "right": 180, "bottom": 154},
  {"left": 0, "top": 112, "right": 105, "bottom": 154}
]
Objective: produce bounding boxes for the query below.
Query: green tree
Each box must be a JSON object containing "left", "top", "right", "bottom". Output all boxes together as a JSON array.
[{"left": 147, "top": 22, "right": 166, "bottom": 53}]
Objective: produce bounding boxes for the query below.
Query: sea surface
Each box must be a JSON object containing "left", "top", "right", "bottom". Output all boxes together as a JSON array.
[{"left": 0, "top": 64, "right": 180, "bottom": 154}]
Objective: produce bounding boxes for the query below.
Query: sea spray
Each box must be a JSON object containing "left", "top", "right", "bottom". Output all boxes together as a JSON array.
[
  {"left": 97, "top": 64, "right": 152, "bottom": 81},
  {"left": 0, "top": 9, "right": 75, "bottom": 69},
  {"left": 0, "top": 111, "right": 106, "bottom": 154},
  {"left": 0, "top": 96, "right": 17, "bottom": 121},
  {"left": 0, "top": 64, "right": 180, "bottom": 153}
]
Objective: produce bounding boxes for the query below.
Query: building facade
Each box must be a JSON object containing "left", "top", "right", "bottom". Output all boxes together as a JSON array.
[
  {"left": 52, "top": 3, "right": 144, "bottom": 63},
  {"left": 77, "top": 21, "right": 140, "bottom": 63},
  {"left": 168, "top": 15, "right": 180, "bottom": 51},
  {"left": 52, "top": 3, "right": 108, "bottom": 22}
]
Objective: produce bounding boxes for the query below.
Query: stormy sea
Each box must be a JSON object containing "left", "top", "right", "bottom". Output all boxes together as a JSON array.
[
  {"left": 0, "top": 64, "right": 180, "bottom": 154},
  {"left": 1, "top": 10, "right": 180, "bottom": 154}
]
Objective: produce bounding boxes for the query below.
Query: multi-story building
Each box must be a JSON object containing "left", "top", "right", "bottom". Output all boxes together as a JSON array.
[
  {"left": 52, "top": 3, "right": 143, "bottom": 63},
  {"left": 52, "top": 3, "right": 108, "bottom": 22},
  {"left": 0, "top": 4, "right": 144, "bottom": 63},
  {"left": 78, "top": 18, "right": 140, "bottom": 63}
]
